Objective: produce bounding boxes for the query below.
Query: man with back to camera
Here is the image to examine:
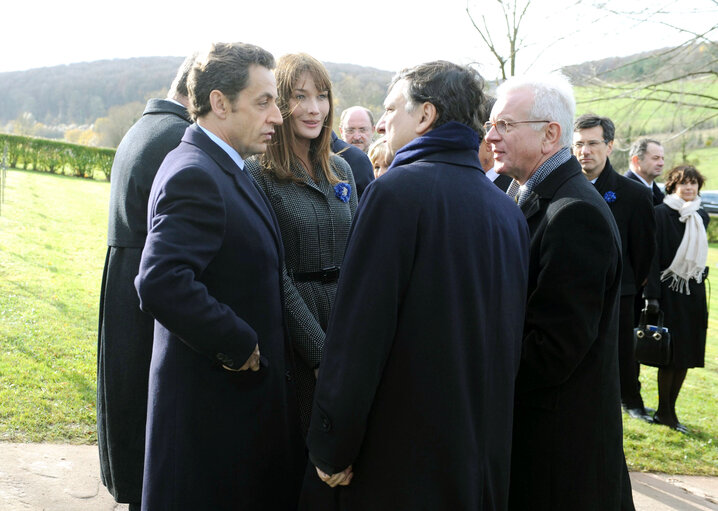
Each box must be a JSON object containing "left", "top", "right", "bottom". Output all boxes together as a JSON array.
[
  {"left": 486, "top": 73, "right": 635, "bottom": 510},
  {"left": 573, "top": 114, "right": 656, "bottom": 423},
  {"left": 625, "top": 138, "right": 665, "bottom": 205},
  {"left": 97, "top": 53, "right": 194, "bottom": 510},
  {"left": 135, "top": 42, "right": 304, "bottom": 510},
  {"left": 306, "top": 61, "right": 530, "bottom": 509}
]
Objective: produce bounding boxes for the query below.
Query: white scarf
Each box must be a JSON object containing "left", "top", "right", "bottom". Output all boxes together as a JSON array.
[{"left": 660, "top": 193, "right": 708, "bottom": 295}]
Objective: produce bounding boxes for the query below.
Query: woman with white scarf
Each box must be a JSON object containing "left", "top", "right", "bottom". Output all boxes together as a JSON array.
[{"left": 644, "top": 165, "right": 709, "bottom": 433}]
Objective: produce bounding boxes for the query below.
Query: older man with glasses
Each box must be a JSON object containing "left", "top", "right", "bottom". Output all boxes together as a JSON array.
[{"left": 486, "top": 75, "right": 636, "bottom": 510}]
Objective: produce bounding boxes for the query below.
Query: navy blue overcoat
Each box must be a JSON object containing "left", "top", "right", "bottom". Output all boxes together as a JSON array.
[
  {"left": 136, "top": 124, "right": 304, "bottom": 510},
  {"left": 307, "top": 142, "right": 530, "bottom": 510}
]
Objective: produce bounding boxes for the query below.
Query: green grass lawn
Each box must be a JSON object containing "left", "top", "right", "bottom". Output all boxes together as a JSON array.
[
  {"left": 0, "top": 169, "right": 107, "bottom": 443},
  {"left": 0, "top": 168, "right": 716, "bottom": 473}
]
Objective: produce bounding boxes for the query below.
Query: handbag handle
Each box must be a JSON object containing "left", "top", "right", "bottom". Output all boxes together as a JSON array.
[{"left": 636, "top": 308, "right": 665, "bottom": 341}]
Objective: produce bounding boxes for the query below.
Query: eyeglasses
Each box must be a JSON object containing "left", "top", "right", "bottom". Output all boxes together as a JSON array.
[
  {"left": 573, "top": 140, "right": 607, "bottom": 150},
  {"left": 484, "top": 119, "right": 550, "bottom": 135},
  {"left": 343, "top": 127, "right": 371, "bottom": 135}
]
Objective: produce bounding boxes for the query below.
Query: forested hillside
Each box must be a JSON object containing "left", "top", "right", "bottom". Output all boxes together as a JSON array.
[{"left": 0, "top": 58, "right": 394, "bottom": 128}]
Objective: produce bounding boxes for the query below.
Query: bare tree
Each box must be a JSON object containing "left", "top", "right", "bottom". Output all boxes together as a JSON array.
[
  {"left": 466, "top": 0, "right": 531, "bottom": 80},
  {"left": 571, "top": 1, "right": 718, "bottom": 157}
]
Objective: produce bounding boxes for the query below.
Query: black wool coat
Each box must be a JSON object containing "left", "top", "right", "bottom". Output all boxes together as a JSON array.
[
  {"left": 307, "top": 147, "right": 530, "bottom": 510},
  {"left": 97, "top": 98, "right": 190, "bottom": 503},
  {"left": 136, "top": 125, "right": 305, "bottom": 510},
  {"left": 644, "top": 204, "right": 709, "bottom": 368},
  {"left": 331, "top": 131, "right": 374, "bottom": 197},
  {"left": 594, "top": 159, "right": 656, "bottom": 296},
  {"left": 509, "top": 156, "right": 633, "bottom": 510}
]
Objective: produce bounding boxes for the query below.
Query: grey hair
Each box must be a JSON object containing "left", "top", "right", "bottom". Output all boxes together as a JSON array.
[{"left": 496, "top": 72, "right": 575, "bottom": 148}]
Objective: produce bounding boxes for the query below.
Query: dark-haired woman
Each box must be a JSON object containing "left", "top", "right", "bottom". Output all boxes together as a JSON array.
[
  {"left": 644, "top": 165, "right": 709, "bottom": 433},
  {"left": 246, "top": 53, "right": 357, "bottom": 506}
]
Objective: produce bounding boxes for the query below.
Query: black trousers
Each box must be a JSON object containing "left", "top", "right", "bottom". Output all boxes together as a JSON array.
[{"left": 619, "top": 294, "right": 644, "bottom": 409}]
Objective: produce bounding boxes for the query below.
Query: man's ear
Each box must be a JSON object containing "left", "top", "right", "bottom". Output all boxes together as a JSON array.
[
  {"left": 209, "top": 90, "right": 230, "bottom": 119},
  {"left": 631, "top": 154, "right": 640, "bottom": 168},
  {"left": 606, "top": 140, "right": 614, "bottom": 157},
  {"left": 541, "top": 121, "right": 562, "bottom": 153},
  {"left": 416, "top": 102, "right": 437, "bottom": 136}
]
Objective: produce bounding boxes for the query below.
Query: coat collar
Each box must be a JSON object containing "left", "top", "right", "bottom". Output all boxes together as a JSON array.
[
  {"left": 182, "top": 124, "right": 281, "bottom": 250},
  {"left": 520, "top": 155, "right": 583, "bottom": 221},
  {"left": 593, "top": 158, "right": 618, "bottom": 195},
  {"left": 143, "top": 98, "right": 191, "bottom": 123}
]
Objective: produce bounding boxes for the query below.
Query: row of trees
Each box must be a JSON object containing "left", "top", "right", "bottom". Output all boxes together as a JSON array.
[{"left": 0, "top": 133, "right": 115, "bottom": 180}]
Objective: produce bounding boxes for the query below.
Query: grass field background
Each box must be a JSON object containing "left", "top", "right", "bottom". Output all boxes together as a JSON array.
[{"left": 0, "top": 168, "right": 716, "bottom": 474}]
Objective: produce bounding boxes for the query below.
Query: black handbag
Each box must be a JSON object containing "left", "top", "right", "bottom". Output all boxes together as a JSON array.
[{"left": 634, "top": 309, "right": 672, "bottom": 367}]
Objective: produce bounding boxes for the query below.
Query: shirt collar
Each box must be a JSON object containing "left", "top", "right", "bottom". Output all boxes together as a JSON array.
[
  {"left": 631, "top": 170, "right": 652, "bottom": 187},
  {"left": 198, "top": 124, "right": 245, "bottom": 171}
]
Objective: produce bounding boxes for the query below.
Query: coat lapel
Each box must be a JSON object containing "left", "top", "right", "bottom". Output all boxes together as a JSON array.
[{"left": 183, "top": 125, "right": 282, "bottom": 250}]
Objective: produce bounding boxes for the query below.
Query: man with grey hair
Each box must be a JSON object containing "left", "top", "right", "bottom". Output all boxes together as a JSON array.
[
  {"left": 339, "top": 105, "right": 375, "bottom": 152},
  {"left": 486, "top": 74, "right": 634, "bottom": 509},
  {"left": 626, "top": 138, "right": 665, "bottom": 205},
  {"left": 97, "top": 52, "right": 195, "bottom": 510}
]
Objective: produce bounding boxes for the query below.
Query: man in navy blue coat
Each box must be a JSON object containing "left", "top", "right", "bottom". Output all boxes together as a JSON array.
[
  {"left": 135, "top": 42, "right": 304, "bottom": 510},
  {"left": 306, "top": 61, "right": 530, "bottom": 509}
]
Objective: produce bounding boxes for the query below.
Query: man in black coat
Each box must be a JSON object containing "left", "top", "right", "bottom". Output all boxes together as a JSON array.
[
  {"left": 331, "top": 131, "right": 374, "bottom": 197},
  {"left": 97, "top": 54, "right": 194, "bottom": 510},
  {"left": 135, "top": 42, "right": 304, "bottom": 510},
  {"left": 574, "top": 114, "right": 656, "bottom": 422},
  {"left": 625, "top": 138, "right": 665, "bottom": 206},
  {"left": 486, "top": 76, "right": 634, "bottom": 510},
  {"left": 306, "top": 61, "right": 530, "bottom": 509}
]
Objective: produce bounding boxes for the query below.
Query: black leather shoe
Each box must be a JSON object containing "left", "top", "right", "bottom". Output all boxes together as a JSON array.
[
  {"left": 674, "top": 422, "right": 689, "bottom": 434},
  {"left": 651, "top": 413, "right": 688, "bottom": 433},
  {"left": 625, "top": 407, "right": 653, "bottom": 422}
]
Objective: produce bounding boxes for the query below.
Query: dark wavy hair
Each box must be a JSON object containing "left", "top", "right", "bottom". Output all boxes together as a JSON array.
[
  {"left": 664, "top": 165, "right": 706, "bottom": 195},
  {"left": 390, "top": 61, "right": 486, "bottom": 134},
  {"left": 188, "top": 42, "right": 275, "bottom": 121}
]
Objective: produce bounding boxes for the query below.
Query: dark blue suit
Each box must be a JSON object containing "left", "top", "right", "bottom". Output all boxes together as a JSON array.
[
  {"left": 331, "top": 131, "right": 374, "bottom": 198},
  {"left": 136, "top": 124, "right": 304, "bottom": 510},
  {"left": 307, "top": 123, "right": 530, "bottom": 509}
]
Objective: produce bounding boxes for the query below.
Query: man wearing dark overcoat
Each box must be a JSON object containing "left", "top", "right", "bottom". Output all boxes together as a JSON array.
[
  {"left": 135, "top": 42, "right": 304, "bottom": 510},
  {"left": 625, "top": 138, "right": 665, "bottom": 206},
  {"left": 486, "top": 75, "right": 635, "bottom": 510},
  {"left": 97, "top": 54, "right": 194, "bottom": 510},
  {"left": 573, "top": 114, "right": 656, "bottom": 423},
  {"left": 306, "top": 61, "right": 530, "bottom": 510}
]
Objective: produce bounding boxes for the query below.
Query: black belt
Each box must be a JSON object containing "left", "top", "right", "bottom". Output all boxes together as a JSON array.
[{"left": 292, "top": 267, "right": 340, "bottom": 283}]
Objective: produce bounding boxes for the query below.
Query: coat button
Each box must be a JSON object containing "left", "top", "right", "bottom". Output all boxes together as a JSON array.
[
  {"left": 285, "top": 370, "right": 292, "bottom": 381},
  {"left": 321, "top": 414, "right": 331, "bottom": 432},
  {"left": 216, "top": 353, "right": 233, "bottom": 366}
]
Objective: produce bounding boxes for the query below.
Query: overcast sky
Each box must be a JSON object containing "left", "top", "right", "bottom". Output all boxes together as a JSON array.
[{"left": 2, "top": 0, "right": 715, "bottom": 79}]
